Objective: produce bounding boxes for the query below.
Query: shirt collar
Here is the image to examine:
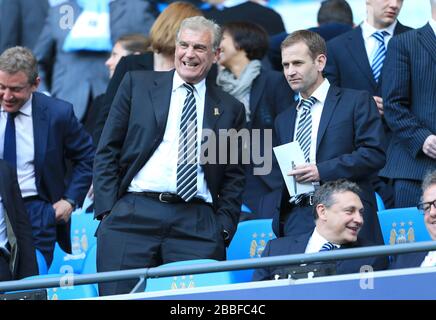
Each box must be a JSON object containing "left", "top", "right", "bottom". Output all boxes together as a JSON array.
[
  {"left": 429, "top": 19, "right": 436, "bottom": 36},
  {"left": 362, "top": 19, "right": 397, "bottom": 40},
  {"left": 173, "top": 71, "right": 206, "bottom": 97},
  {"left": 312, "top": 227, "right": 341, "bottom": 250},
  {"left": 296, "top": 78, "right": 330, "bottom": 111},
  {"left": 1, "top": 94, "right": 33, "bottom": 116},
  {"left": 222, "top": 0, "right": 246, "bottom": 8}
]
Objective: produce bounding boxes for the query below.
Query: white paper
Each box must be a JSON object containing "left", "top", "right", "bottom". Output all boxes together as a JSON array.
[{"left": 273, "top": 142, "right": 315, "bottom": 197}]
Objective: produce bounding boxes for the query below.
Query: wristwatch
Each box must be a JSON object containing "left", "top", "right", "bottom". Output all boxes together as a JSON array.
[{"left": 63, "top": 197, "right": 77, "bottom": 209}]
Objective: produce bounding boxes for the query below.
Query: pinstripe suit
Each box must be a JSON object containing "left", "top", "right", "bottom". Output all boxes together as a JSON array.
[{"left": 381, "top": 23, "right": 436, "bottom": 207}]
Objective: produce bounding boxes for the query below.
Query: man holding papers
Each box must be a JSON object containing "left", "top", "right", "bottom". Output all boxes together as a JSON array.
[{"left": 272, "top": 30, "right": 386, "bottom": 244}]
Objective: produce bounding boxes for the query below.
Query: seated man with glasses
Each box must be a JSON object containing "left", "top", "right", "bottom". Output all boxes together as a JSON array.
[{"left": 389, "top": 170, "right": 436, "bottom": 269}]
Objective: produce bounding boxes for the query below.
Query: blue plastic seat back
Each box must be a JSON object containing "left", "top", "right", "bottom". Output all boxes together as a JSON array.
[
  {"left": 375, "top": 192, "right": 385, "bottom": 211},
  {"left": 226, "top": 219, "right": 275, "bottom": 282},
  {"left": 21, "top": 274, "right": 98, "bottom": 300},
  {"left": 377, "top": 207, "right": 431, "bottom": 245},
  {"left": 145, "top": 259, "right": 234, "bottom": 292},
  {"left": 48, "top": 208, "right": 99, "bottom": 274},
  {"left": 35, "top": 249, "right": 48, "bottom": 275}
]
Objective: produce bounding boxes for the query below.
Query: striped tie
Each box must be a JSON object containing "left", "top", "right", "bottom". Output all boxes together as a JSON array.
[
  {"left": 176, "top": 83, "right": 198, "bottom": 202},
  {"left": 295, "top": 97, "right": 317, "bottom": 163},
  {"left": 371, "top": 31, "right": 389, "bottom": 83},
  {"left": 319, "top": 242, "right": 337, "bottom": 252}
]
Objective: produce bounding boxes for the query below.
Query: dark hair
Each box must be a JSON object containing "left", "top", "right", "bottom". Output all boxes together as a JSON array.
[
  {"left": 422, "top": 170, "right": 436, "bottom": 193},
  {"left": 281, "top": 30, "right": 326, "bottom": 60},
  {"left": 317, "top": 0, "right": 353, "bottom": 26},
  {"left": 313, "top": 179, "right": 361, "bottom": 219},
  {"left": 221, "top": 21, "right": 269, "bottom": 61},
  {"left": 117, "top": 34, "right": 150, "bottom": 54}
]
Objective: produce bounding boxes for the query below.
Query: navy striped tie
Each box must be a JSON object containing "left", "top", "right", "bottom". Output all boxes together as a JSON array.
[
  {"left": 371, "top": 31, "right": 389, "bottom": 83},
  {"left": 3, "top": 112, "right": 18, "bottom": 167},
  {"left": 177, "top": 83, "right": 198, "bottom": 202},
  {"left": 319, "top": 242, "right": 337, "bottom": 252},
  {"left": 295, "top": 97, "right": 317, "bottom": 163}
]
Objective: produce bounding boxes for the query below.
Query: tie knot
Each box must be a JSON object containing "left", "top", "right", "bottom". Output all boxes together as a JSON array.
[
  {"left": 183, "top": 83, "right": 195, "bottom": 94},
  {"left": 7, "top": 112, "right": 18, "bottom": 120},
  {"left": 319, "top": 241, "right": 337, "bottom": 252},
  {"left": 372, "top": 31, "right": 389, "bottom": 43},
  {"left": 300, "top": 96, "right": 316, "bottom": 111}
]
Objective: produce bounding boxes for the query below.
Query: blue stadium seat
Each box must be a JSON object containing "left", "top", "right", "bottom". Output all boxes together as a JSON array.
[
  {"left": 20, "top": 274, "right": 98, "bottom": 300},
  {"left": 377, "top": 207, "right": 431, "bottom": 245},
  {"left": 375, "top": 192, "right": 385, "bottom": 211},
  {"left": 145, "top": 259, "right": 235, "bottom": 292},
  {"left": 35, "top": 249, "right": 48, "bottom": 275},
  {"left": 227, "top": 219, "right": 275, "bottom": 282},
  {"left": 48, "top": 207, "right": 99, "bottom": 274}
]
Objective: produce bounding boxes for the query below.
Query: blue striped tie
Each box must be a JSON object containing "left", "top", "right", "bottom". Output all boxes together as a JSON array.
[
  {"left": 177, "top": 83, "right": 198, "bottom": 202},
  {"left": 371, "top": 31, "right": 389, "bottom": 83},
  {"left": 3, "top": 112, "right": 18, "bottom": 167},
  {"left": 319, "top": 242, "right": 337, "bottom": 252},
  {"left": 295, "top": 97, "right": 317, "bottom": 163}
]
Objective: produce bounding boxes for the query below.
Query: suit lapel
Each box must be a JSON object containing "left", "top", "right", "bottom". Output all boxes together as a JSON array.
[
  {"left": 31, "top": 93, "right": 49, "bottom": 182},
  {"left": 289, "top": 233, "right": 312, "bottom": 253},
  {"left": 418, "top": 23, "right": 436, "bottom": 65},
  {"left": 202, "top": 81, "right": 223, "bottom": 131},
  {"left": 316, "top": 86, "right": 340, "bottom": 151},
  {"left": 345, "top": 27, "right": 377, "bottom": 89},
  {"left": 150, "top": 71, "right": 174, "bottom": 131},
  {"left": 283, "top": 105, "right": 297, "bottom": 144},
  {"left": 249, "top": 73, "right": 265, "bottom": 128}
]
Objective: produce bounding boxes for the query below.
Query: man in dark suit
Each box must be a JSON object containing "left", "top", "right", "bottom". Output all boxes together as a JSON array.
[
  {"left": 0, "top": 47, "right": 94, "bottom": 265},
  {"left": 0, "top": 160, "right": 38, "bottom": 281},
  {"left": 380, "top": 1, "right": 436, "bottom": 208},
  {"left": 324, "top": 0, "right": 412, "bottom": 208},
  {"left": 94, "top": 16, "right": 246, "bottom": 296},
  {"left": 390, "top": 170, "right": 436, "bottom": 269},
  {"left": 0, "top": 0, "right": 49, "bottom": 53},
  {"left": 273, "top": 30, "right": 386, "bottom": 244},
  {"left": 253, "top": 179, "right": 388, "bottom": 281}
]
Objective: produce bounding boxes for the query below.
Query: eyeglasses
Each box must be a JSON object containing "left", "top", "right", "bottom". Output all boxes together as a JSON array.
[{"left": 417, "top": 199, "right": 436, "bottom": 214}]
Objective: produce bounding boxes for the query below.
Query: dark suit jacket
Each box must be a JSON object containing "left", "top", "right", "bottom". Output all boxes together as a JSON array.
[
  {"left": 203, "top": 2, "right": 285, "bottom": 36},
  {"left": 273, "top": 85, "right": 386, "bottom": 242},
  {"left": 325, "top": 22, "right": 412, "bottom": 97},
  {"left": 31, "top": 92, "right": 95, "bottom": 253},
  {"left": 0, "top": 160, "right": 38, "bottom": 279},
  {"left": 381, "top": 23, "right": 436, "bottom": 181},
  {"left": 242, "top": 69, "right": 293, "bottom": 215},
  {"left": 0, "top": 0, "right": 49, "bottom": 52},
  {"left": 253, "top": 232, "right": 388, "bottom": 281},
  {"left": 389, "top": 251, "right": 427, "bottom": 270},
  {"left": 94, "top": 70, "right": 246, "bottom": 242}
]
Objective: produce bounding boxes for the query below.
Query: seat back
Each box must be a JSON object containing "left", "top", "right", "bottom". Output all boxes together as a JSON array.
[
  {"left": 227, "top": 219, "right": 275, "bottom": 282},
  {"left": 377, "top": 207, "right": 431, "bottom": 245},
  {"left": 35, "top": 249, "right": 48, "bottom": 275},
  {"left": 145, "top": 259, "right": 234, "bottom": 292},
  {"left": 48, "top": 208, "right": 99, "bottom": 274},
  {"left": 375, "top": 192, "right": 385, "bottom": 211}
]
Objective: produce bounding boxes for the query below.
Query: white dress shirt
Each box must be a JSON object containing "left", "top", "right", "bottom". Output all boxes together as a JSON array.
[
  {"left": 430, "top": 18, "right": 436, "bottom": 36},
  {"left": 0, "top": 196, "right": 8, "bottom": 251},
  {"left": 128, "top": 71, "right": 212, "bottom": 202},
  {"left": 0, "top": 96, "right": 38, "bottom": 197},
  {"left": 305, "top": 228, "right": 341, "bottom": 254},
  {"left": 294, "top": 78, "right": 330, "bottom": 165},
  {"left": 361, "top": 20, "right": 397, "bottom": 67},
  {"left": 421, "top": 251, "right": 436, "bottom": 267}
]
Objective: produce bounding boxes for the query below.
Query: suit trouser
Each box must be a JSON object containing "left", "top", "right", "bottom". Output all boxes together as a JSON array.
[
  {"left": 0, "top": 251, "right": 12, "bottom": 282},
  {"left": 24, "top": 199, "right": 57, "bottom": 266},
  {"left": 392, "top": 179, "right": 422, "bottom": 208},
  {"left": 96, "top": 193, "right": 226, "bottom": 296}
]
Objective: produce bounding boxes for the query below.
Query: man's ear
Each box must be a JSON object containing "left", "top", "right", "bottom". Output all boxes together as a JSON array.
[
  {"left": 316, "top": 54, "right": 327, "bottom": 73},
  {"left": 316, "top": 204, "right": 328, "bottom": 221},
  {"left": 31, "top": 77, "right": 41, "bottom": 92},
  {"left": 213, "top": 47, "right": 221, "bottom": 64}
]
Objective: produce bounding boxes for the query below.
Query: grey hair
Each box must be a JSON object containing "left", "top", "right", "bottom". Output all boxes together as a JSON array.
[
  {"left": 422, "top": 170, "right": 436, "bottom": 193},
  {"left": 176, "top": 16, "right": 222, "bottom": 52},
  {"left": 313, "top": 179, "right": 362, "bottom": 219},
  {"left": 0, "top": 46, "right": 38, "bottom": 84}
]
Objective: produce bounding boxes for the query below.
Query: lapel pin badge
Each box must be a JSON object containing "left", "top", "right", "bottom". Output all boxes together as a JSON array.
[{"left": 214, "top": 107, "right": 220, "bottom": 116}]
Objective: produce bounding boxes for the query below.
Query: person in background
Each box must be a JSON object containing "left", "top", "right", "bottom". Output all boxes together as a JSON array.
[
  {"left": 380, "top": 0, "right": 436, "bottom": 208},
  {"left": 216, "top": 21, "right": 293, "bottom": 217},
  {"left": 0, "top": 159, "right": 38, "bottom": 281},
  {"left": 253, "top": 179, "right": 388, "bottom": 281},
  {"left": 389, "top": 170, "right": 436, "bottom": 269}
]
